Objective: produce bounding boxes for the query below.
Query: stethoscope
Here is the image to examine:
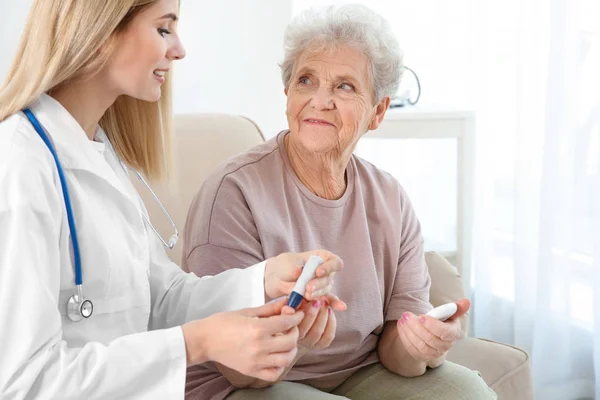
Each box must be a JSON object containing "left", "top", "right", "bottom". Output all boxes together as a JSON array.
[{"left": 23, "top": 108, "right": 179, "bottom": 322}]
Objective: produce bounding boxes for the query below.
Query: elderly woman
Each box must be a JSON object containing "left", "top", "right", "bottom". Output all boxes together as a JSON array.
[{"left": 182, "top": 4, "right": 496, "bottom": 400}]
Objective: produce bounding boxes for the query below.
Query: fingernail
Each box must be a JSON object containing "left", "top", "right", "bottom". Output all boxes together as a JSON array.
[
  {"left": 419, "top": 316, "right": 426, "bottom": 324},
  {"left": 313, "top": 301, "right": 321, "bottom": 308},
  {"left": 402, "top": 313, "right": 410, "bottom": 322}
]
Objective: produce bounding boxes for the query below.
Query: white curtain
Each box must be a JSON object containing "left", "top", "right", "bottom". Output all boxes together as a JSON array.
[
  {"left": 469, "top": 0, "right": 599, "bottom": 398},
  {"left": 292, "top": 1, "right": 600, "bottom": 398}
]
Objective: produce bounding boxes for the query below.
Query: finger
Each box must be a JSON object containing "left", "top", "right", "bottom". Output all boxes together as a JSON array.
[
  {"left": 259, "top": 311, "right": 304, "bottom": 336},
  {"left": 305, "top": 304, "right": 329, "bottom": 343},
  {"left": 446, "top": 298, "right": 471, "bottom": 321},
  {"left": 315, "top": 307, "right": 336, "bottom": 349},
  {"left": 255, "top": 366, "right": 286, "bottom": 382},
  {"left": 297, "top": 301, "right": 320, "bottom": 339},
  {"left": 312, "top": 294, "right": 348, "bottom": 311},
  {"left": 275, "top": 253, "right": 305, "bottom": 282},
  {"left": 260, "top": 347, "right": 298, "bottom": 370},
  {"left": 312, "top": 282, "right": 336, "bottom": 299},
  {"left": 401, "top": 317, "right": 441, "bottom": 360},
  {"left": 405, "top": 314, "right": 452, "bottom": 354},
  {"left": 281, "top": 307, "right": 294, "bottom": 316},
  {"left": 401, "top": 312, "right": 441, "bottom": 360},
  {"left": 304, "top": 276, "right": 331, "bottom": 295},
  {"left": 314, "top": 253, "right": 344, "bottom": 278},
  {"left": 262, "top": 326, "right": 300, "bottom": 354},
  {"left": 247, "top": 297, "right": 288, "bottom": 318},
  {"left": 304, "top": 276, "right": 332, "bottom": 299},
  {"left": 280, "top": 304, "right": 299, "bottom": 315},
  {"left": 420, "top": 315, "right": 462, "bottom": 341},
  {"left": 397, "top": 322, "right": 424, "bottom": 361},
  {"left": 297, "top": 250, "right": 344, "bottom": 277}
]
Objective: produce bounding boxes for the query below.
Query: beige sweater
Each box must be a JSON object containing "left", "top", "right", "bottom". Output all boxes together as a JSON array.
[{"left": 182, "top": 131, "right": 432, "bottom": 400}]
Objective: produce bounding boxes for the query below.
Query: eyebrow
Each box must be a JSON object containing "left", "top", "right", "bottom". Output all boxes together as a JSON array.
[
  {"left": 297, "top": 67, "right": 360, "bottom": 85},
  {"left": 158, "top": 13, "right": 178, "bottom": 22}
]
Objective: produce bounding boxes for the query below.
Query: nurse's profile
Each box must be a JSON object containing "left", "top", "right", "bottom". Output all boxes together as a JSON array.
[{"left": 0, "top": 0, "right": 345, "bottom": 398}]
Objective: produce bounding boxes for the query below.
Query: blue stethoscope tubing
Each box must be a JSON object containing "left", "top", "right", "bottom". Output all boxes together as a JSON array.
[
  {"left": 23, "top": 109, "right": 83, "bottom": 285},
  {"left": 21, "top": 107, "right": 179, "bottom": 321},
  {"left": 23, "top": 108, "right": 92, "bottom": 321}
]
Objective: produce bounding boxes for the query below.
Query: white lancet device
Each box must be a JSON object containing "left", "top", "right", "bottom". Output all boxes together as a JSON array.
[{"left": 287, "top": 255, "right": 324, "bottom": 309}]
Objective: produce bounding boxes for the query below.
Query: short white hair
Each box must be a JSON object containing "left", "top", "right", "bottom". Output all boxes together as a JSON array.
[{"left": 281, "top": 4, "right": 404, "bottom": 102}]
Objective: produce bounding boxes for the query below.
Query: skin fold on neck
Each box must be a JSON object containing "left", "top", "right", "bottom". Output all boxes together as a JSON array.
[{"left": 285, "top": 133, "right": 358, "bottom": 200}]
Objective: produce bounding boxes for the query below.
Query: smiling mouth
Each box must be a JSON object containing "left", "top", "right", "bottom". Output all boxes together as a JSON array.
[{"left": 304, "top": 119, "right": 335, "bottom": 127}]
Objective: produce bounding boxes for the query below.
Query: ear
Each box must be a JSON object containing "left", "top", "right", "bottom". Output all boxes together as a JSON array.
[
  {"left": 368, "top": 96, "right": 391, "bottom": 131},
  {"left": 284, "top": 87, "right": 289, "bottom": 96}
]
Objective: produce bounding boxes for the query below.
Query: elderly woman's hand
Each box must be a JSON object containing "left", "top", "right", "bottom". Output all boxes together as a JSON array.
[
  {"left": 282, "top": 299, "right": 337, "bottom": 354},
  {"left": 396, "top": 299, "right": 470, "bottom": 368},
  {"left": 217, "top": 299, "right": 339, "bottom": 389},
  {"left": 264, "top": 250, "right": 347, "bottom": 311}
]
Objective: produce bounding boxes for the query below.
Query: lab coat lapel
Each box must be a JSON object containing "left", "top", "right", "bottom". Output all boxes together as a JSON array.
[{"left": 29, "top": 94, "right": 136, "bottom": 205}]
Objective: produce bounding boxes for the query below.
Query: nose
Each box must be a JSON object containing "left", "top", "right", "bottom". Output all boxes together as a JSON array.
[
  {"left": 167, "top": 36, "right": 186, "bottom": 61},
  {"left": 311, "top": 86, "right": 334, "bottom": 110}
]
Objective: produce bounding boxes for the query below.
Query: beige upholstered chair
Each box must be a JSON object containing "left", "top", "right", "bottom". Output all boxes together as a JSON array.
[{"left": 135, "top": 114, "right": 534, "bottom": 400}]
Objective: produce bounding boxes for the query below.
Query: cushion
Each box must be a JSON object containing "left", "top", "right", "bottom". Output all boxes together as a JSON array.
[{"left": 447, "top": 338, "right": 534, "bottom": 399}]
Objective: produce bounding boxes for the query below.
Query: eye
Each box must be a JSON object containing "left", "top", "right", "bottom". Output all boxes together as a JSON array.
[
  {"left": 298, "top": 76, "right": 312, "bottom": 85},
  {"left": 158, "top": 28, "right": 171, "bottom": 37},
  {"left": 338, "top": 82, "right": 355, "bottom": 91}
]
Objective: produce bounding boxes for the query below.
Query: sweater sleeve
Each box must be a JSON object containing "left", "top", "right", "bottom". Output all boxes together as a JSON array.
[
  {"left": 182, "top": 173, "right": 264, "bottom": 277},
  {"left": 385, "top": 187, "right": 432, "bottom": 322}
]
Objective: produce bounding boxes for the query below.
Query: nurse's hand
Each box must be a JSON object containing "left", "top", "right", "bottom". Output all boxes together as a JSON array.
[
  {"left": 182, "top": 297, "right": 304, "bottom": 382},
  {"left": 264, "top": 250, "right": 346, "bottom": 311},
  {"left": 216, "top": 300, "right": 337, "bottom": 389}
]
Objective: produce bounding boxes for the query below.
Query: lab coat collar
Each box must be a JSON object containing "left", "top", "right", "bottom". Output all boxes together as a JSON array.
[
  {"left": 29, "top": 94, "right": 134, "bottom": 202},
  {"left": 30, "top": 94, "right": 103, "bottom": 169}
]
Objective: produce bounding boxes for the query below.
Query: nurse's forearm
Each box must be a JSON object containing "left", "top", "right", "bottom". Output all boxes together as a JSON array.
[{"left": 378, "top": 321, "right": 428, "bottom": 377}]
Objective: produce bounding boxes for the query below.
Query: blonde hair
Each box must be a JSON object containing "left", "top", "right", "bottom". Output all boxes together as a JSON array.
[{"left": 0, "top": 0, "right": 173, "bottom": 180}]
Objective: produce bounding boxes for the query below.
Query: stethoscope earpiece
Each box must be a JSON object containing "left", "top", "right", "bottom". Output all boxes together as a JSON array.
[{"left": 167, "top": 234, "right": 178, "bottom": 249}]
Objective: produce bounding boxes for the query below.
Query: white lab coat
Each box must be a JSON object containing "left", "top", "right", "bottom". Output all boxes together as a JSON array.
[{"left": 0, "top": 94, "right": 266, "bottom": 399}]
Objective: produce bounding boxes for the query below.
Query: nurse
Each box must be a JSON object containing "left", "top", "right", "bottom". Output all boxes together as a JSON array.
[{"left": 0, "top": 0, "right": 345, "bottom": 398}]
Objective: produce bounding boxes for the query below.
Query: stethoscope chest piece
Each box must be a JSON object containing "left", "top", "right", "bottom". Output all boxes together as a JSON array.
[{"left": 67, "top": 286, "right": 93, "bottom": 322}]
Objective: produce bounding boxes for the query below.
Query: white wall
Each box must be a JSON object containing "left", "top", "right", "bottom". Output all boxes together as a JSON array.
[
  {"left": 292, "top": 0, "right": 477, "bottom": 109},
  {"left": 0, "top": 0, "right": 33, "bottom": 80},
  {"left": 175, "top": 1, "right": 291, "bottom": 137},
  {"left": 0, "top": 0, "right": 292, "bottom": 138}
]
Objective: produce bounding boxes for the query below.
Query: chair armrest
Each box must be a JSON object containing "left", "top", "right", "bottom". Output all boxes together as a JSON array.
[{"left": 425, "top": 251, "right": 469, "bottom": 337}]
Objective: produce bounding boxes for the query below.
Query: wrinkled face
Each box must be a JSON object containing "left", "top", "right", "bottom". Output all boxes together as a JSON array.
[
  {"left": 285, "top": 45, "right": 387, "bottom": 156},
  {"left": 103, "top": 0, "right": 186, "bottom": 102}
]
